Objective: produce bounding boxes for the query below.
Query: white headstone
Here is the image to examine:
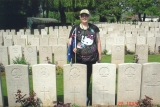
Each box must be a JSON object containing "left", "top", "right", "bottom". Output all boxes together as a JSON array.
[
  {"left": 31, "top": 38, "right": 39, "bottom": 46},
  {"left": 16, "top": 32, "right": 22, "bottom": 36},
  {"left": 126, "top": 37, "right": 136, "bottom": 44},
  {"left": 0, "top": 46, "right": 8, "bottom": 66},
  {"left": 40, "top": 37, "right": 49, "bottom": 46},
  {"left": 20, "top": 35, "right": 28, "bottom": 45},
  {"left": 141, "top": 63, "right": 160, "bottom": 105},
  {"left": 41, "top": 30, "right": 47, "bottom": 37},
  {"left": 39, "top": 46, "right": 52, "bottom": 64},
  {"left": 35, "top": 35, "right": 41, "bottom": 38},
  {"left": 147, "top": 37, "right": 156, "bottom": 54},
  {"left": 32, "top": 64, "right": 57, "bottom": 106},
  {"left": 100, "top": 37, "right": 106, "bottom": 52},
  {"left": 34, "top": 29, "right": 40, "bottom": 35},
  {"left": 19, "top": 29, "right": 24, "bottom": 35},
  {"left": 136, "top": 36, "right": 146, "bottom": 44},
  {"left": 111, "top": 45, "right": 124, "bottom": 67},
  {"left": 115, "top": 36, "right": 125, "bottom": 45},
  {"left": 105, "top": 37, "right": 114, "bottom": 54},
  {"left": 63, "top": 64, "right": 87, "bottom": 106},
  {"left": 16, "top": 38, "right": 26, "bottom": 46},
  {"left": 13, "top": 35, "right": 21, "bottom": 45},
  {"left": 49, "top": 37, "right": 58, "bottom": 46},
  {"left": 5, "top": 64, "right": 30, "bottom": 106},
  {"left": 24, "top": 46, "right": 37, "bottom": 66},
  {"left": 135, "top": 44, "right": 148, "bottom": 64},
  {"left": 49, "top": 26, "right": 53, "bottom": 34},
  {"left": 9, "top": 46, "right": 22, "bottom": 64},
  {"left": 27, "top": 35, "right": 34, "bottom": 45},
  {"left": 4, "top": 39, "right": 13, "bottom": 46},
  {"left": 54, "top": 45, "right": 67, "bottom": 67},
  {"left": 155, "top": 37, "right": 160, "bottom": 54},
  {"left": 58, "top": 37, "right": 67, "bottom": 45},
  {"left": 92, "top": 63, "right": 116, "bottom": 105},
  {"left": 31, "top": 38, "right": 39, "bottom": 51},
  {"left": 117, "top": 63, "right": 142, "bottom": 106},
  {"left": 49, "top": 37, "right": 58, "bottom": 53},
  {"left": 54, "top": 27, "right": 59, "bottom": 37},
  {"left": 126, "top": 44, "right": 136, "bottom": 52}
]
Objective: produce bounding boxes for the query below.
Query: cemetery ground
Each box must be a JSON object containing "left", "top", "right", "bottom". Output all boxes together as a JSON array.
[{"left": 1, "top": 54, "right": 160, "bottom": 106}]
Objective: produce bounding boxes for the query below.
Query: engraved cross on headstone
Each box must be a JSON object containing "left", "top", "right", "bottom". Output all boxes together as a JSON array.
[
  {"left": 40, "top": 87, "right": 49, "bottom": 101},
  {"left": 146, "top": 67, "right": 160, "bottom": 86},
  {"left": 70, "top": 86, "right": 80, "bottom": 104},
  {"left": 100, "top": 86, "right": 108, "bottom": 104}
]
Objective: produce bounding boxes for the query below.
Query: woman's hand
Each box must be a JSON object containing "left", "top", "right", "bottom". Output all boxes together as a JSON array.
[{"left": 73, "top": 48, "right": 77, "bottom": 53}]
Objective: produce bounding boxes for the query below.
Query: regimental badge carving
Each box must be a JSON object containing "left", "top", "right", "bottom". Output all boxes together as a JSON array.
[{"left": 11, "top": 68, "right": 22, "bottom": 78}]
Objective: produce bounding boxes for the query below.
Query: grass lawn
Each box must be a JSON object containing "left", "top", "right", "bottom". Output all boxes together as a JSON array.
[{"left": 1, "top": 54, "right": 160, "bottom": 106}]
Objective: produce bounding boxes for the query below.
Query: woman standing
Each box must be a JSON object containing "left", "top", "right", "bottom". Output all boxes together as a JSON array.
[{"left": 68, "top": 9, "right": 102, "bottom": 99}]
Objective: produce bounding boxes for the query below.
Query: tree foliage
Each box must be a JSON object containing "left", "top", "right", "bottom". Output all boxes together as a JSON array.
[
  {"left": 1, "top": 0, "right": 160, "bottom": 29},
  {"left": 127, "top": 0, "right": 160, "bottom": 21}
]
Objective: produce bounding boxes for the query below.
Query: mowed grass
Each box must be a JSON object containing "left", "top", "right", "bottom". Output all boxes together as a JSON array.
[{"left": 1, "top": 54, "right": 160, "bottom": 105}]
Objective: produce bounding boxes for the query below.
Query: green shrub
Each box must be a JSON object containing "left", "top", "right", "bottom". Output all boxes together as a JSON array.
[
  {"left": 12, "top": 56, "right": 28, "bottom": 65},
  {"left": 102, "top": 49, "right": 108, "bottom": 55},
  {"left": 12, "top": 56, "right": 32, "bottom": 75}
]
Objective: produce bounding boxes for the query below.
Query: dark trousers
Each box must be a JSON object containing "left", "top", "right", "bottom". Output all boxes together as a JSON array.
[{"left": 85, "top": 62, "right": 94, "bottom": 95}]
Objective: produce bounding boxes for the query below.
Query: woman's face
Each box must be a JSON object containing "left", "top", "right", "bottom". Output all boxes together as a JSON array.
[{"left": 80, "top": 13, "right": 89, "bottom": 23}]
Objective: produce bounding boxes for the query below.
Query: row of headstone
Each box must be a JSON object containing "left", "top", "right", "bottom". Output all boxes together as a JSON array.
[
  {"left": 0, "top": 34, "right": 68, "bottom": 46},
  {"left": 101, "top": 36, "right": 160, "bottom": 54},
  {"left": 1, "top": 63, "right": 160, "bottom": 106},
  {"left": 0, "top": 44, "right": 148, "bottom": 68},
  {"left": 95, "top": 22, "right": 160, "bottom": 29},
  {"left": 0, "top": 45, "right": 67, "bottom": 67},
  {"left": 1, "top": 34, "right": 160, "bottom": 56},
  {"left": 2, "top": 22, "right": 160, "bottom": 36},
  {"left": 0, "top": 26, "right": 71, "bottom": 37}
]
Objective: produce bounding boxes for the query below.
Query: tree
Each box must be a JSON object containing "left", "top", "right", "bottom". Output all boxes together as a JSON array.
[
  {"left": 0, "top": 0, "right": 40, "bottom": 29},
  {"left": 95, "top": 0, "right": 128, "bottom": 22},
  {"left": 127, "top": 0, "right": 160, "bottom": 21},
  {"left": 47, "top": 0, "right": 96, "bottom": 25}
]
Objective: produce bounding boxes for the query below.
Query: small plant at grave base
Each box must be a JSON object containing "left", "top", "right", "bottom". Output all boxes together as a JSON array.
[
  {"left": 55, "top": 61, "right": 63, "bottom": 75},
  {"left": 133, "top": 54, "right": 139, "bottom": 63},
  {"left": 72, "top": 103, "right": 80, "bottom": 107},
  {"left": 53, "top": 101, "right": 71, "bottom": 107},
  {"left": 102, "top": 49, "right": 108, "bottom": 55},
  {"left": 27, "top": 42, "right": 31, "bottom": 46},
  {"left": 148, "top": 46, "right": 151, "bottom": 55},
  {"left": 0, "top": 62, "right": 5, "bottom": 76},
  {"left": 13, "top": 56, "right": 29, "bottom": 65},
  {"left": 46, "top": 56, "right": 52, "bottom": 64},
  {"left": 137, "top": 95, "right": 153, "bottom": 107},
  {"left": 0, "top": 62, "right": 5, "bottom": 72},
  {"left": 45, "top": 57, "right": 63, "bottom": 75},
  {"left": 15, "top": 90, "right": 39, "bottom": 107},
  {"left": 125, "top": 45, "right": 131, "bottom": 55},
  {"left": 158, "top": 46, "right": 160, "bottom": 54}
]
